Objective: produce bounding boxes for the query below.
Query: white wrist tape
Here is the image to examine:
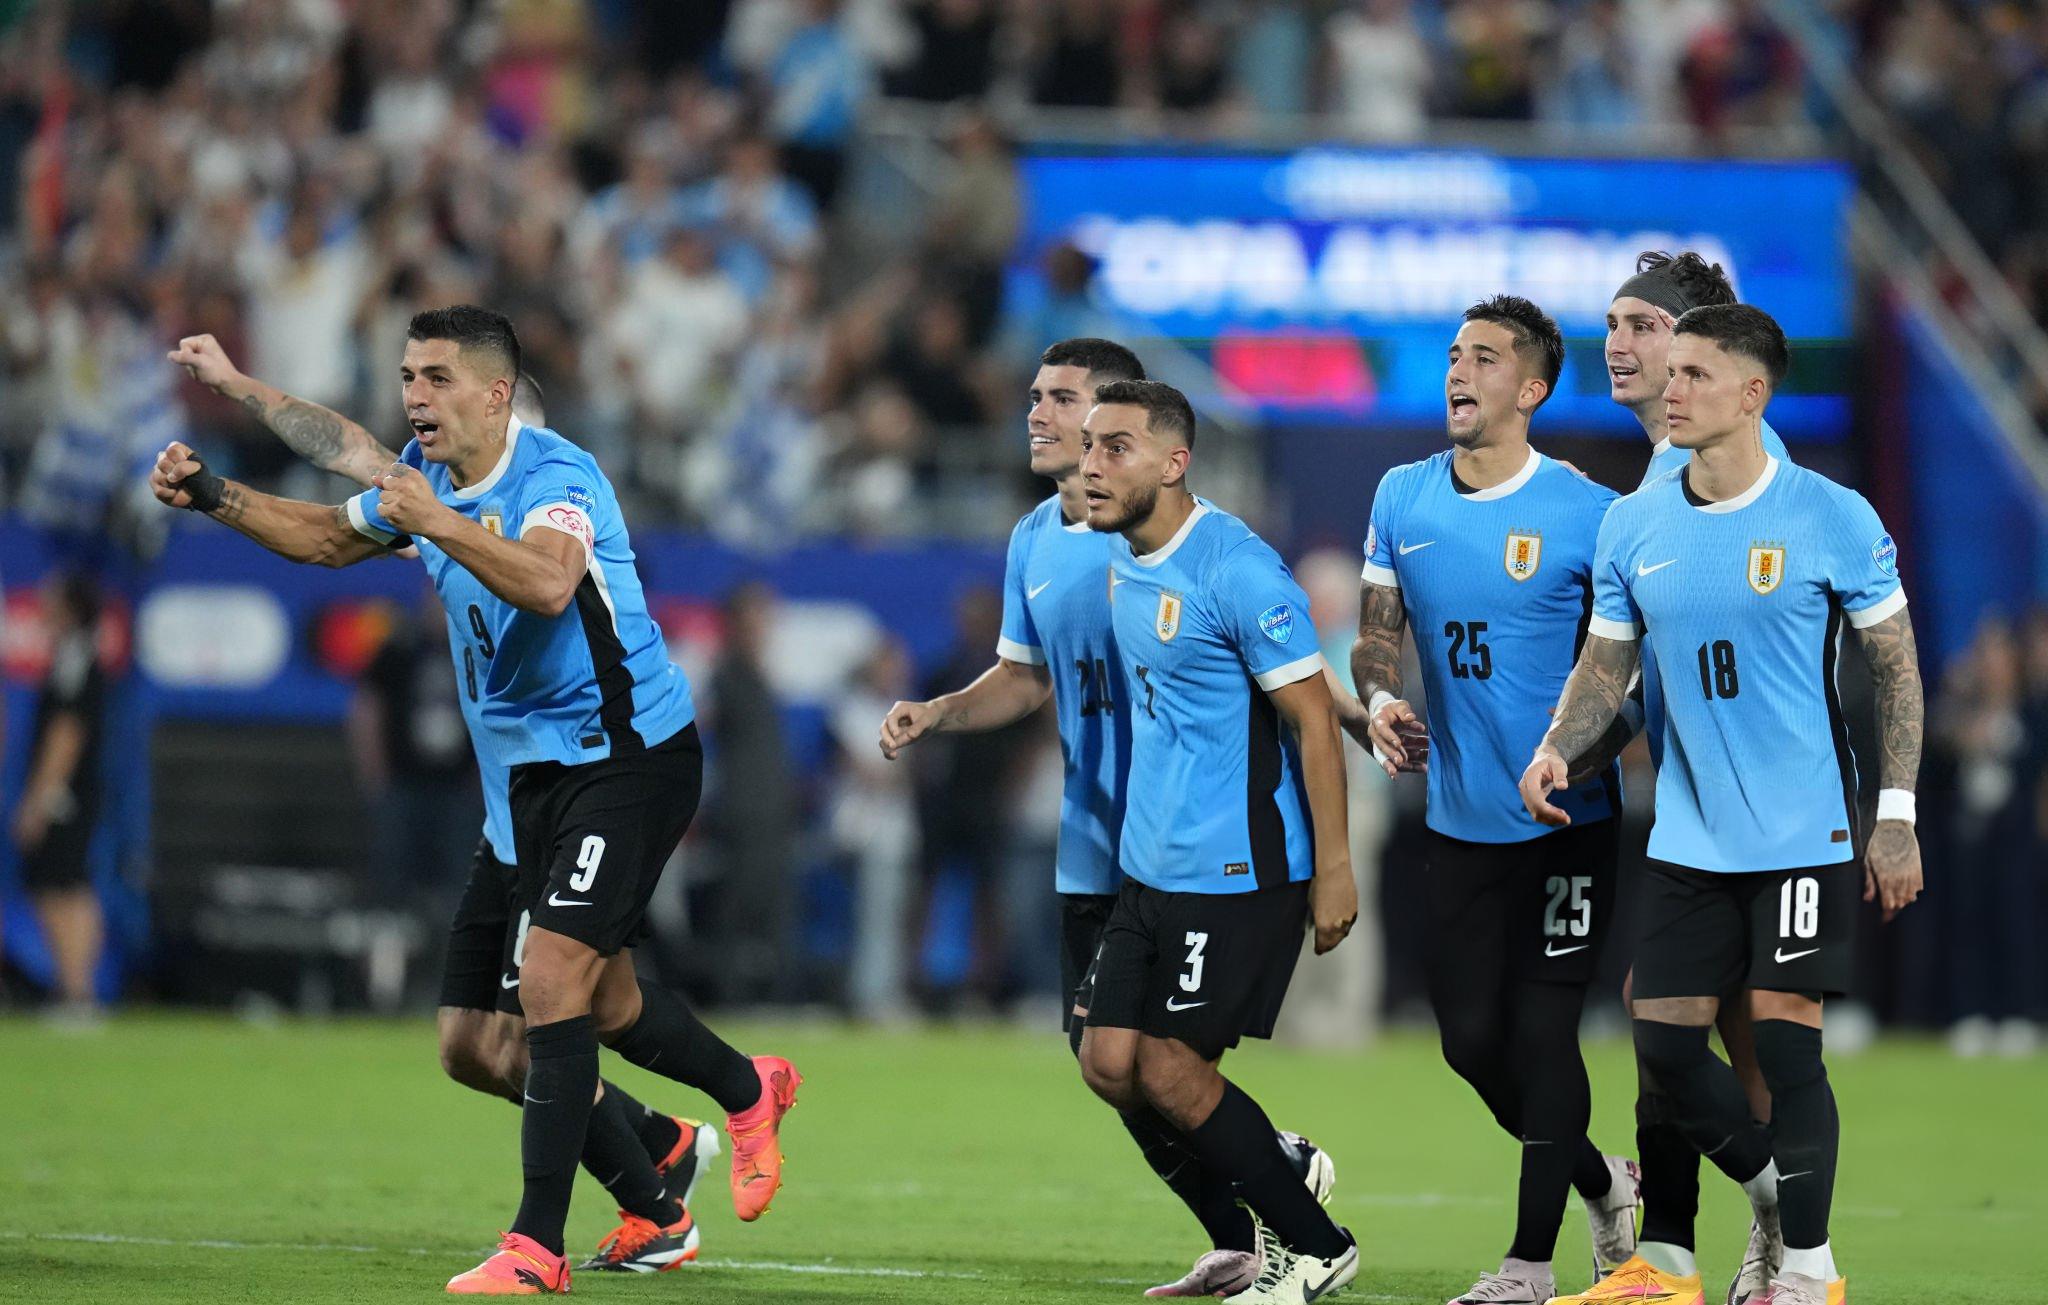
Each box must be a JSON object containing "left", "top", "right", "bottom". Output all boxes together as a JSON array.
[
  {"left": 1367, "top": 691, "right": 1398, "bottom": 719},
  {"left": 1876, "top": 789, "right": 1916, "bottom": 825}
]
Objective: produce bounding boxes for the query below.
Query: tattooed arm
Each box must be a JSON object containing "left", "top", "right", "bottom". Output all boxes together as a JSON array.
[
  {"left": 1519, "top": 633, "right": 1639, "bottom": 825},
  {"left": 150, "top": 441, "right": 384, "bottom": 567},
  {"left": 1853, "top": 605, "right": 1925, "bottom": 920},
  {"left": 1348, "top": 580, "right": 1427, "bottom": 777},
  {"left": 169, "top": 334, "right": 394, "bottom": 487},
  {"left": 1562, "top": 672, "right": 1645, "bottom": 785}
]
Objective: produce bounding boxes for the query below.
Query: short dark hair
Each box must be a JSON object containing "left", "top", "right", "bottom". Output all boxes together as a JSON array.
[
  {"left": 1462, "top": 294, "right": 1564, "bottom": 403},
  {"left": 1634, "top": 250, "right": 1737, "bottom": 309},
  {"left": 1091, "top": 378, "right": 1195, "bottom": 450},
  {"left": 1672, "top": 303, "right": 1789, "bottom": 386},
  {"left": 1040, "top": 338, "right": 1146, "bottom": 385},
  {"left": 407, "top": 305, "right": 522, "bottom": 383}
]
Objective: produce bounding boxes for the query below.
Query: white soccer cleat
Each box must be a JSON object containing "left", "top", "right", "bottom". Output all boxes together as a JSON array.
[
  {"left": 1585, "top": 1154, "right": 1641, "bottom": 1280},
  {"left": 1281, "top": 1130, "right": 1338, "bottom": 1206},
  {"left": 1725, "top": 1206, "right": 1783, "bottom": 1305},
  {"left": 1447, "top": 1261, "right": 1556, "bottom": 1303},
  {"left": 1230, "top": 1224, "right": 1358, "bottom": 1304}
]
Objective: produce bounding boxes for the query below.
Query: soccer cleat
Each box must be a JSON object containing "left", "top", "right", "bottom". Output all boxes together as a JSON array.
[
  {"left": 1230, "top": 1222, "right": 1359, "bottom": 1304},
  {"left": 1143, "top": 1249, "right": 1260, "bottom": 1298},
  {"left": 1587, "top": 1155, "right": 1643, "bottom": 1280},
  {"left": 1753, "top": 1271, "right": 1844, "bottom": 1305},
  {"left": 1452, "top": 1263, "right": 1558, "bottom": 1304},
  {"left": 578, "top": 1207, "right": 700, "bottom": 1273},
  {"left": 1280, "top": 1130, "right": 1338, "bottom": 1206},
  {"left": 726, "top": 1054, "right": 802, "bottom": 1221},
  {"left": 446, "top": 1232, "right": 569, "bottom": 1295},
  {"left": 1723, "top": 1207, "right": 1783, "bottom": 1305},
  {"left": 1544, "top": 1255, "right": 1704, "bottom": 1304},
  {"left": 655, "top": 1117, "right": 721, "bottom": 1208}
]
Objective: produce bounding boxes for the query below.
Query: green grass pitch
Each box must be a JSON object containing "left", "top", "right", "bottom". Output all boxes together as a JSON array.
[{"left": 1, "top": 1015, "right": 2043, "bottom": 1303}]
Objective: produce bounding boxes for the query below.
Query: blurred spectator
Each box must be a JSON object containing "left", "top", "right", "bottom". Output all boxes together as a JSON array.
[
  {"left": 1325, "top": 0, "right": 1433, "bottom": 140},
  {"left": 11, "top": 571, "right": 107, "bottom": 1020},
  {"left": 883, "top": 293, "right": 991, "bottom": 428},
  {"left": 891, "top": 0, "right": 999, "bottom": 103},
  {"left": 1028, "top": 0, "right": 1123, "bottom": 110},
  {"left": 1444, "top": 0, "right": 1548, "bottom": 121},
  {"left": 1542, "top": 0, "right": 1646, "bottom": 129},
  {"left": 829, "top": 638, "right": 921, "bottom": 1021},
  {"left": 1678, "top": 0, "right": 1803, "bottom": 140},
  {"left": 1232, "top": 0, "right": 1316, "bottom": 120},
  {"left": 242, "top": 195, "right": 368, "bottom": 419},
  {"left": 763, "top": 0, "right": 869, "bottom": 208},
  {"left": 921, "top": 111, "right": 1019, "bottom": 346},
  {"left": 677, "top": 134, "right": 820, "bottom": 302},
  {"left": 349, "top": 591, "right": 484, "bottom": 916}
]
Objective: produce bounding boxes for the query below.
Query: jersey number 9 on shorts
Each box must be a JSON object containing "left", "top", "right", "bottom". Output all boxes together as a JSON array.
[{"left": 570, "top": 835, "right": 606, "bottom": 892}]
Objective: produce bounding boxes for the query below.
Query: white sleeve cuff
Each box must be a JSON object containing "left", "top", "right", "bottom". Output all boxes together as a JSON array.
[
  {"left": 1844, "top": 587, "right": 1907, "bottom": 629},
  {"left": 346, "top": 494, "right": 400, "bottom": 544},
  {"left": 521, "top": 503, "right": 595, "bottom": 557},
  {"left": 996, "top": 636, "right": 1045, "bottom": 666},
  {"left": 1254, "top": 651, "right": 1324, "bottom": 692},
  {"left": 1360, "top": 560, "right": 1399, "bottom": 588},
  {"left": 1586, "top": 614, "right": 1640, "bottom": 642}
]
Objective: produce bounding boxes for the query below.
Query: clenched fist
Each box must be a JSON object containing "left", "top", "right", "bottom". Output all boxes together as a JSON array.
[
  {"left": 370, "top": 462, "right": 450, "bottom": 537},
  {"left": 167, "top": 334, "right": 244, "bottom": 394}
]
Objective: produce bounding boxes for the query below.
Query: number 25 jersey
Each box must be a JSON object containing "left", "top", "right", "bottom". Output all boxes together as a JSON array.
[{"left": 1590, "top": 457, "right": 1905, "bottom": 873}]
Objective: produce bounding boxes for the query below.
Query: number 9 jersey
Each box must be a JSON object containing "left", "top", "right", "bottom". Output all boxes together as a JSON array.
[{"left": 1590, "top": 457, "right": 1906, "bottom": 873}]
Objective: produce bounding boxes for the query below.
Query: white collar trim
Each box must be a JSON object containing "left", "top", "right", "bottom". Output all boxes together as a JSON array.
[
  {"left": 1131, "top": 501, "right": 1210, "bottom": 568},
  {"left": 1692, "top": 455, "right": 1780, "bottom": 514},
  {"left": 453, "top": 414, "right": 521, "bottom": 501},
  {"left": 1457, "top": 446, "right": 1541, "bottom": 502},
  {"left": 1650, "top": 437, "right": 1673, "bottom": 459}
]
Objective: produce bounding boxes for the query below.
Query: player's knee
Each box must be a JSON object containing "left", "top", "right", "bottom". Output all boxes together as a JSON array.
[
  {"left": 1750, "top": 1018, "right": 1825, "bottom": 1095},
  {"left": 1078, "top": 1040, "right": 1135, "bottom": 1107},
  {"left": 1633, "top": 1017, "right": 1712, "bottom": 1086},
  {"left": 1435, "top": 1012, "right": 1503, "bottom": 1086},
  {"left": 438, "top": 1032, "right": 495, "bottom": 1092}
]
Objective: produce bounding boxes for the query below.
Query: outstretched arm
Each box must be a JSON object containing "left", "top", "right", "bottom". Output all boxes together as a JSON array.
[
  {"left": 151, "top": 442, "right": 384, "bottom": 567},
  {"left": 170, "top": 334, "right": 394, "bottom": 487},
  {"left": 878, "top": 659, "right": 1053, "bottom": 760},
  {"left": 1854, "top": 606, "right": 1924, "bottom": 920},
  {"left": 1520, "top": 634, "right": 1639, "bottom": 825},
  {"left": 1348, "top": 579, "right": 1427, "bottom": 777}
]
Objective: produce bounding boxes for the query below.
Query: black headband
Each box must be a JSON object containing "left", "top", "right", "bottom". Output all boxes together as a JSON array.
[{"left": 1612, "top": 267, "right": 1696, "bottom": 319}]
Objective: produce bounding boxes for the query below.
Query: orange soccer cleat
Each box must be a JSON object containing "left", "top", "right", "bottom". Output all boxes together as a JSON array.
[
  {"left": 725, "top": 1054, "right": 802, "bottom": 1221},
  {"left": 446, "top": 1232, "right": 570, "bottom": 1295},
  {"left": 1545, "top": 1255, "right": 1704, "bottom": 1305},
  {"left": 579, "top": 1207, "right": 700, "bottom": 1274}
]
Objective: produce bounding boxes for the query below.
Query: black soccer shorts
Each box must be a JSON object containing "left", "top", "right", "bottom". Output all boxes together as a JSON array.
[
  {"left": 1631, "top": 858, "right": 1859, "bottom": 1000},
  {"left": 1423, "top": 818, "right": 1621, "bottom": 986},
  {"left": 510, "top": 723, "right": 702, "bottom": 957},
  {"left": 438, "top": 839, "right": 524, "bottom": 1016},
  {"left": 1059, "top": 891, "right": 1118, "bottom": 1033},
  {"left": 19, "top": 815, "right": 94, "bottom": 892},
  {"left": 1083, "top": 877, "right": 1309, "bottom": 1062}
]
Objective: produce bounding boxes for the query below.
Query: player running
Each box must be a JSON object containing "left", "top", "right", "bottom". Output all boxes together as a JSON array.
[
  {"left": 166, "top": 331, "right": 717, "bottom": 1276},
  {"left": 878, "top": 340, "right": 1333, "bottom": 1298},
  {"left": 1524, "top": 305, "right": 1924, "bottom": 1305},
  {"left": 152, "top": 307, "right": 800, "bottom": 1296},
  {"left": 1073, "top": 380, "right": 1360, "bottom": 1305},
  {"left": 1353, "top": 296, "right": 1641, "bottom": 1305}
]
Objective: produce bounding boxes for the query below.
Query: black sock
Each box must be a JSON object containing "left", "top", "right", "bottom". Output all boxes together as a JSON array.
[
  {"left": 510, "top": 1016, "right": 600, "bottom": 1256},
  {"left": 1118, "top": 1106, "right": 1257, "bottom": 1252},
  {"left": 1632, "top": 1020, "right": 1774, "bottom": 1185},
  {"left": 583, "top": 1087, "right": 678, "bottom": 1224},
  {"left": 1185, "top": 1081, "right": 1347, "bottom": 1260},
  {"left": 1507, "top": 980, "right": 1595, "bottom": 1263},
  {"left": 600, "top": 1079, "right": 685, "bottom": 1162},
  {"left": 1753, "top": 1020, "right": 1836, "bottom": 1251},
  {"left": 1571, "top": 1139, "right": 1613, "bottom": 1201},
  {"left": 1635, "top": 1087, "right": 1702, "bottom": 1250},
  {"left": 610, "top": 981, "right": 760, "bottom": 1115}
]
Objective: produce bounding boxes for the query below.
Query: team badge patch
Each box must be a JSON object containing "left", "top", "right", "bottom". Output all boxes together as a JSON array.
[
  {"left": 1364, "top": 522, "right": 1377, "bottom": 558},
  {"left": 1156, "top": 591, "right": 1183, "bottom": 642},
  {"left": 564, "top": 485, "right": 597, "bottom": 512},
  {"left": 1872, "top": 534, "right": 1898, "bottom": 576},
  {"left": 480, "top": 508, "right": 504, "bottom": 537},
  {"left": 1747, "top": 542, "right": 1786, "bottom": 595},
  {"left": 1503, "top": 530, "right": 1542, "bottom": 582},
  {"left": 1258, "top": 603, "right": 1294, "bottom": 645}
]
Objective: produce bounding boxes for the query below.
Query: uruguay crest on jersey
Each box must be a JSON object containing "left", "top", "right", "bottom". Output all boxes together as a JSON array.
[
  {"left": 1504, "top": 530, "right": 1542, "bottom": 582},
  {"left": 1748, "top": 542, "right": 1786, "bottom": 595},
  {"left": 1155, "top": 591, "right": 1183, "bottom": 641},
  {"left": 480, "top": 507, "right": 504, "bottom": 537}
]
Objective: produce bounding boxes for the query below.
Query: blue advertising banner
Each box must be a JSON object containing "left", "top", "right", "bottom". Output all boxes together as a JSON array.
[{"left": 1010, "top": 147, "right": 1852, "bottom": 437}]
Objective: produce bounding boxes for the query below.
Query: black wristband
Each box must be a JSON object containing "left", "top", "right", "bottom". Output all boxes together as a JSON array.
[{"left": 183, "top": 459, "right": 226, "bottom": 513}]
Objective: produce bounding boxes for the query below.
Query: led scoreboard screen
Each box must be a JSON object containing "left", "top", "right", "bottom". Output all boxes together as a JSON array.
[{"left": 1010, "top": 148, "right": 1852, "bottom": 439}]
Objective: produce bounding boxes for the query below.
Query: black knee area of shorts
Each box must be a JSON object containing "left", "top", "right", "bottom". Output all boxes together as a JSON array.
[
  {"left": 1633, "top": 1018, "right": 1712, "bottom": 1088},
  {"left": 1751, "top": 1019, "right": 1825, "bottom": 1095}
]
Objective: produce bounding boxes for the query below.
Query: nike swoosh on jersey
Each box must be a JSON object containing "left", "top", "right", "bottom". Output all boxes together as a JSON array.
[
  {"left": 1637, "top": 558, "right": 1679, "bottom": 576},
  {"left": 1027, "top": 580, "right": 1052, "bottom": 600},
  {"left": 547, "top": 893, "right": 594, "bottom": 908},
  {"left": 1398, "top": 540, "right": 1437, "bottom": 555},
  {"left": 1544, "top": 942, "right": 1590, "bottom": 957},
  {"left": 1164, "top": 996, "right": 1208, "bottom": 1012},
  {"left": 1774, "top": 946, "right": 1819, "bottom": 963},
  {"left": 500, "top": 976, "right": 521, "bottom": 989}
]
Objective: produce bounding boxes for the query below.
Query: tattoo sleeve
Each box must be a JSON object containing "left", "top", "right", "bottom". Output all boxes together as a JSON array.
[
  {"left": 239, "top": 392, "right": 392, "bottom": 484},
  {"left": 1566, "top": 672, "right": 1643, "bottom": 784},
  {"left": 1349, "top": 581, "right": 1407, "bottom": 702},
  {"left": 1544, "top": 634, "right": 1639, "bottom": 762},
  {"left": 1854, "top": 606, "right": 1923, "bottom": 792}
]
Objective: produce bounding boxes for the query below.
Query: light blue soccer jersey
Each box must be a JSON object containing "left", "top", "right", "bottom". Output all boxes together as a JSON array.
[
  {"left": 1108, "top": 504, "right": 1324, "bottom": 895},
  {"left": 1590, "top": 457, "right": 1905, "bottom": 872},
  {"left": 1637, "top": 419, "right": 1789, "bottom": 769},
  {"left": 1363, "top": 447, "right": 1621, "bottom": 841},
  {"left": 347, "top": 420, "right": 695, "bottom": 770},
  {"left": 998, "top": 496, "right": 1128, "bottom": 895},
  {"left": 480, "top": 761, "right": 514, "bottom": 863}
]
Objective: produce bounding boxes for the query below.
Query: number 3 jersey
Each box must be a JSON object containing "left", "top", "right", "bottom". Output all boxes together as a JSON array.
[
  {"left": 346, "top": 419, "right": 695, "bottom": 771},
  {"left": 998, "top": 495, "right": 1129, "bottom": 896},
  {"left": 1590, "top": 456, "right": 1905, "bottom": 873},
  {"left": 1107, "top": 503, "right": 1324, "bottom": 895},
  {"left": 1362, "top": 447, "right": 1621, "bottom": 842}
]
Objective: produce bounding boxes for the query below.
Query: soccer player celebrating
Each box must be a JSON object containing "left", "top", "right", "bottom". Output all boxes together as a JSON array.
[
  {"left": 152, "top": 307, "right": 800, "bottom": 1295},
  {"left": 1074, "top": 380, "right": 1360, "bottom": 1304},
  {"left": 1353, "top": 296, "right": 1641, "bottom": 1305},
  {"left": 163, "top": 331, "right": 719, "bottom": 1275},
  {"left": 1524, "top": 305, "right": 1924, "bottom": 1305},
  {"left": 878, "top": 340, "right": 1333, "bottom": 1298}
]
